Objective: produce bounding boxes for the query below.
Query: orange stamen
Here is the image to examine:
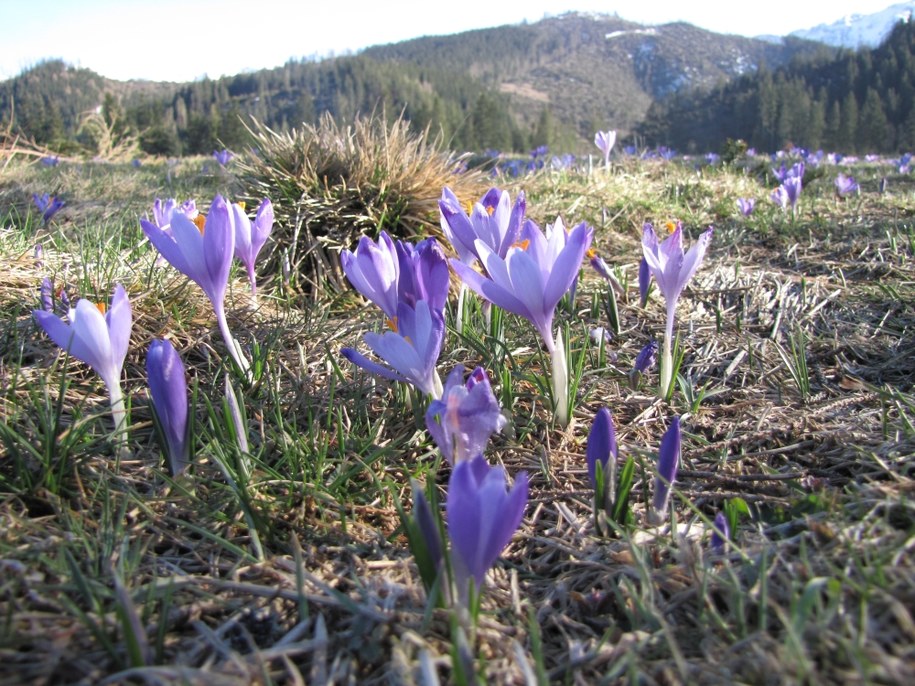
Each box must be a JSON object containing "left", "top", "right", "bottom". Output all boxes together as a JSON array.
[
  {"left": 586, "top": 247, "right": 598, "bottom": 259},
  {"left": 511, "top": 239, "right": 530, "bottom": 251},
  {"left": 386, "top": 317, "right": 398, "bottom": 332},
  {"left": 236, "top": 201, "right": 246, "bottom": 211},
  {"left": 194, "top": 214, "right": 207, "bottom": 234},
  {"left": 486, "top": 205, "right": 495, "bottom": 216},
  {"left": 665, "top": 220, "right": 677, "bottom": 234},
  {"left": 95, "top": 302, "right": 107, "bottom": 314}
]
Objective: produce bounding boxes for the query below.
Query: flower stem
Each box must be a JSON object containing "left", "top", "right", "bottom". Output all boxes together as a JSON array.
[
  {"left": 108, "top": 381, "right": 128, "bottom": 454},
  {"left": 214, "top": 304, "right": 250, "bottom": 378},
  {"left": 551, "top": 329, "right": 569, "bottom": 427},
  {"left": 660, "top": 300, "right": 676, "bottom": 398}
]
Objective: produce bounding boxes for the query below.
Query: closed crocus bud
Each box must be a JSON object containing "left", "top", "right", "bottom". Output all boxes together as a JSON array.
[
  {"left": 638, "top": 256, "right": 651, "bottom": 308},
  {"left": 146, "top": 339, "right": 190, "bottom": 475},
  {"left": 628, "top": 340, "right": 658, "bottom": 390},
  {"left": 39, "top": 277, "right": 54, "bottom": 313},
  {"left": 649, "top": 417, "right": 681, "bottom": 525},
  {"left": 711, "top": 511, "right": 730, "bottom": 554},
  {"left": 447, "top": 455, "right": 528, "bottom": 599},
  {"left": 586, "top": 407, "right": 618, "bottom": 489}
]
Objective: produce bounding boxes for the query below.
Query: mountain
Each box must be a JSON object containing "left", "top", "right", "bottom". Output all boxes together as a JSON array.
[
  {"left": 360, "top": 12, "right": 831, "bottom": 139},
  {"left": 0, "top": 12, "right": 835, "bottom": 155},
  {"left": 790, "top": 2, "right": 915, "bottom": 48}
]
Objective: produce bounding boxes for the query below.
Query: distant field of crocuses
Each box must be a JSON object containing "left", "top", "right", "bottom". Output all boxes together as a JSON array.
[{"left": 1, "top": 128, "right": 913, "bottom": 684}]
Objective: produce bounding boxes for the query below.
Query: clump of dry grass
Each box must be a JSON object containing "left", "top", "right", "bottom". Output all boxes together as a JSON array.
[{"left": 235, "top": 113, "right": 488, "bottom": 294}]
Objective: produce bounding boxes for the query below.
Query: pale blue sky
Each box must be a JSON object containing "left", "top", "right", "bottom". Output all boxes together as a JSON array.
[{"left": 0, "top": 0, "right": 892, "bottom": 82}]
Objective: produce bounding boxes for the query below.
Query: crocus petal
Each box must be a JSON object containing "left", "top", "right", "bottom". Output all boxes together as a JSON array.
[
  {"left": 450, "top": 258, "right": 530, "bottom": 318},
  {"left": 202, "top": 196, "right": 234, "bottom": 304},
  {"left": 341, "top": 347, "right": 408, "bottom": 385},
  {"left": 106, "top": 284, "right": 132, "bottom": 372}
]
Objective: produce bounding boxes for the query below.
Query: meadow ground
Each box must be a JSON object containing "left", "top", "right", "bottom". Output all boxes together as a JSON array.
[{"left": 0, "top": 149, "right": 913, "bottom": 685}]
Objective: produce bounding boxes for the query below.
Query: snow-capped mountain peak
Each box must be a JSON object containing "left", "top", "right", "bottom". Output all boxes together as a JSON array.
[{"left": 788, "top": 2, "right": 914, "bottom": 48}]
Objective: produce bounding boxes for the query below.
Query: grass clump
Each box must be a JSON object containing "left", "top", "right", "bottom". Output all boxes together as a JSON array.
[{"left": 236, "top": 112, "right": 488, "bottom": 294}]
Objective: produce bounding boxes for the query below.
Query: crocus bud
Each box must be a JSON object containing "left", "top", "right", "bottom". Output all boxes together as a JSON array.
[
  {"left": 638, "top": 256, "right": 651, "bottom": 308},
  {"left": 711, "top": 511, "right": 729, "bottom": 554},
  {"left": 147, "top": 339, "right": 190, "bottom": 475},
  {"left": 39, "top": 277, "right": 54, "bottom": 313},
  {"left": 649, "top": 416, "right": 681, "bottom": 525},
  {"left": 586, "top": 407, "right": 618, "bottom": 489}
]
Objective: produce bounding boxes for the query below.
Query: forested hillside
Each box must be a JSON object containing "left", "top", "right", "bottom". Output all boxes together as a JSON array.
[
  {"left": 5, "top": 11, "right": 904, "bottom": 157},
  {"left": 639, "top": 20, "right": 915, "bottom": 153}
]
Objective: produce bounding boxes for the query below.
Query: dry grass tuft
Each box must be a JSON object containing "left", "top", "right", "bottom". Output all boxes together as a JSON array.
[{"left": 235, "top": 113, "right": 488, "bottom": 295}]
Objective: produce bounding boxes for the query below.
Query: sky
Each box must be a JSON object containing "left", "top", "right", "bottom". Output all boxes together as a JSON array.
[{"left": 0, "top": 0, "right": 895, "bottom": 82}]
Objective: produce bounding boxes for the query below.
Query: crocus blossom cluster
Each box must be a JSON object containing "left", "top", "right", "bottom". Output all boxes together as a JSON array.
[
  {"left": 450, "top": 216, "right": 592, "bottom": 425},
  {"left": 771, "top": 162, "right": 804, "bottom": 215},
  {"left": 340, "top": 231, "right": 449, "bottom": 398}
]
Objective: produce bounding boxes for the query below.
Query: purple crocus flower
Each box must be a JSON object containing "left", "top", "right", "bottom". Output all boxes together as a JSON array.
[
  {"left": 213, "top": 149, "right": 233, "bottom": 167},
  {"left": 649, "top": 416, "right": 681, "bottom": 525},
  {"left": 451, "top": 217, "right": 592, "bottom": 425},
  {"left": 586, "top": 407, "right": 618, "bottom": 488},
  {"left": 395, "top": 237, "right": 450, "bottom": 316},
  {"left": 33, "top": 284, "right": 132, "bottom": 443},
  {"left": 446, "top": 455, "right": 528, "bottom": 595},
  {"left": 232, "top": 198, "right": 274, "bottom": 298},
  {"left": 711, "top": 511, "right": 730, "bottom": 553},
  {"left": 783, "top": 176, "right": 802, "bottom": 209},
  {"left": 342, "top": 299, "right": 444, "bottom": 398},
  {"left": 641, "top": 224, "right": 713, "bottom": 396},
  {"left": 32, "top": 193, "right": 65, "bottom": 224},
  {"left": 835, "top": 173, "right": 859, "bottom": 197},
  {"left": 770, "top": 185, "right": 789, "bottom": 209},
  {"left": 342, "top": 232, "right": 449, "bottom": 320},
  {"left": 141, "top": 195, "right": 247, "bottom": 374},
  {"left": 736, "top": 198, "right": 755, "bottom": 217},
  {"left": 425, "top": 366, "right": 506, "bottom": 465},
  {"left": 341, "top": 232, "right": 400, "bottom": 319},
  {"left": 450, "top": 217, "right": 592, "bottom": 354},
  {"left": 40, "top": 155, "right": 60, "bottom": 167},
  {"left": 594, "top": 130, "right": 616, "bottom": 167},
  {"left": 439, "top": 186, "right": 525, "bottom": 268},
  {"left": 146, "top": 339, "right": 190, "bottom": 475}
]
